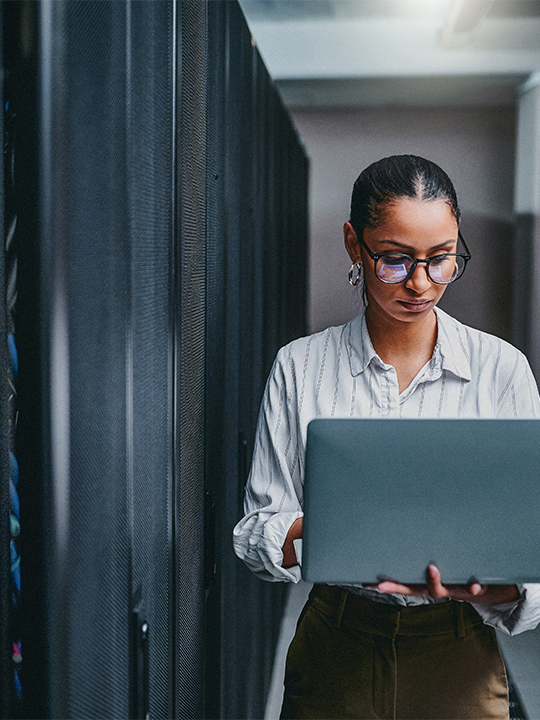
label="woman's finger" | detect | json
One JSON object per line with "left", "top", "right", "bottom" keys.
{"left": 425, "top": 564, "right": 449, "bottom": 599}
{"left": 466, "top": 577, "right": 484, "bottom": 596}
{"left": 377, "top": 567, "right": 477, "bottom": 600}
{"left": 376, "top": 581, "right": 429, "bottom": 595}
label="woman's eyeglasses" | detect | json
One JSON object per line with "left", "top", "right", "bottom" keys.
{"left": 359, "top": 231, "right": 471, "bottom": 285}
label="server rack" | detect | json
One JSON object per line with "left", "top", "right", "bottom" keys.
{"left": 205, "top": 3, "right": 308, "bottom": 717}
{"left": 0, "top": 1, "right": 308, "bottom": 718}
{"left": 0, "top": 4, "right": 10, "bottom": 712}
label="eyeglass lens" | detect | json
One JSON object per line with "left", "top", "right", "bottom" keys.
{"left": 376, "top": 254, "right": 466, "bottom": 284}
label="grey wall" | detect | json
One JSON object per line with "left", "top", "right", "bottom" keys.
{"left": 514, "top": 82, "right": 540, "bottom": 379}
{"left": 291, "top": 106, "right": 517, "bottom": 340}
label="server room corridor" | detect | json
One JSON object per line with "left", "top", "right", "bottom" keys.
{"left": 239, "top": 1, "right": 540, "bottom": 716}
{"left": 3, "top": 1, "right": 540, "bottom": 719}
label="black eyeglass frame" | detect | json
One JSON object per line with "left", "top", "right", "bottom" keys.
{"left": 358, "top": 230, "right": 472, "bottom": 285}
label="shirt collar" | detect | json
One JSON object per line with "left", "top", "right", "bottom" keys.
{"left": 346, "top": 306, "right": 471, "bottom": 382}
{"left": 346, "top": 308, "right": 381, "bottom": 377}
{"left": 433, "top": 307, "right": 472, "bottom": 382}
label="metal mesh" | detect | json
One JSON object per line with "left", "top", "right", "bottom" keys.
{"left": 204, "top": 2, "right": 308, "bottom": 718}
{"left": 175, "top": 0, "right": 207, "bottom": 717}
{"left": 37, "top": 2, "right": 175, "bottom": 717}
{"left": 127, "top": 3, "right": 175, "bottom": 718}
{"left": 0, "top": 11, "right": 13, "bottom": 713}
{"left": 4, "top": 2, "right": 308, "bottom": 719}
{"left": 60, "top": 3, "right": 131, "bottom": 717}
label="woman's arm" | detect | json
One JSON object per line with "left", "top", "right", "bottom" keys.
{"left": 281, "top": 517, "right": 303, "bottom": 568}
{"left": 233, "top": 346, "right": 305, "bottom": 582}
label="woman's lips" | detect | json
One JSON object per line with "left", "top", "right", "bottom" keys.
{"left": 398, "top": 299, "right": 432, "bottom": 312}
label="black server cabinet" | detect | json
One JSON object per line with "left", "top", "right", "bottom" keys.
{"left": 175, "top": 0, "right": 207, "bottom": 717}
{"left": 205, "top": 2, "right": 309, "bottom": 719}
{"left": 0, "top": 1, "right": 308, "bottom": 718}
{"left": 0, "top": 2, "right": 9, "bottom": 712}
{"left": 2, "top": 2, "right": 178, "bottom": 717}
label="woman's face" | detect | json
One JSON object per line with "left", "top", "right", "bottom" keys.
{"left": 344, "top": 196, "right": 459, "bottom": 326}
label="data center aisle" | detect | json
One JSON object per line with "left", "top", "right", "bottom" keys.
{"left": 265, "top": 582, "right": 540, "bottom": 720}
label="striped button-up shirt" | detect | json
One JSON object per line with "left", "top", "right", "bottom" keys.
{"left": 233, "top": 307, "right": 540, "bottom": 634}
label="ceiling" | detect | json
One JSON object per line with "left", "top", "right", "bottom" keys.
{"left": 237, "top": 0, "right": 540, "bottom": 106}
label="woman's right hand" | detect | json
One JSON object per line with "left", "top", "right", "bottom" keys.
{"left": 281, "top": 517, "right": 303, "bottom": 568}
{"left": 377, "top": 564, "right": 520, "bottom": 604}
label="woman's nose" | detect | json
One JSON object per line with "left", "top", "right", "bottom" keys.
{"left": 404, "top": 262, "right": 432, "bottom": 292}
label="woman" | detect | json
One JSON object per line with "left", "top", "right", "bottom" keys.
{"left": 233, "top": 155, "right": 540, "bottom": 719}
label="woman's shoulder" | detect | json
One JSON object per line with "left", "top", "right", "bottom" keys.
{"left": 435, "top": 308, "right": 527, "bottom": 370}
{"left": 276, "top": 321, "right": 352, "bottom": 364}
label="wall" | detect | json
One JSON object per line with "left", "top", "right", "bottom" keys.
{"left": 291, "top": 106, "right": 517, "bottom": 341}
{"left": 514, "top": 81, "right": 540, "bottom": 378}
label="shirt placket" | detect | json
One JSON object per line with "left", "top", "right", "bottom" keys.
{"left": 377, "top": 362, "right": 400, "bottom": 417}
{"left": 399, "top": 358, "right": 442, "bottom": 416}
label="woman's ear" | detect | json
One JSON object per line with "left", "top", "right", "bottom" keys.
{"left": 344, "top": 222, "right": 362, "bottom": 264}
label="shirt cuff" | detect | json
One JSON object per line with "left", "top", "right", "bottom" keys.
{"left": 258, "top": 511, "right": 303, "bottom": 582}
{"left": 471, "top": 584, "right": 540, "bottom": 635}
{"left": 233, "top": 510, "right": 304, "bottom": 583}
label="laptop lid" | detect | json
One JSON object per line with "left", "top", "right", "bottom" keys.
{"left": 302, "top": 418, "right": 540, "bottom": 585}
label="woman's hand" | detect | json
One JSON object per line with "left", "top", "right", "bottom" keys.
{"left": 281, "top": 517, "right": 303, "bottom": 568}
{"left": 376, "top": 565, "right": 520, "bottom": 604}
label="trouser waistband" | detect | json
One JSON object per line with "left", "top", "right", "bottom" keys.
{"left": 309, "top": 584, "right": 484, "bottom": 639}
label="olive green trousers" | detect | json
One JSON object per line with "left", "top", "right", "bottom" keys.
{"left": 280, "top": 585, "right": 509, "bottom": 720}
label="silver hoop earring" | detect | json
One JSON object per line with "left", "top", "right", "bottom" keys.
{"left": 348, "top": 263, "right": 362, "bottom": 287}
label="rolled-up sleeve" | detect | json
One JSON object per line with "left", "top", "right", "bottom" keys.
{"left": 473, "top": 584, "right": 540, "bottom": 635}
{"left": 233, "top": 346, "right": 305, "bottom": 582}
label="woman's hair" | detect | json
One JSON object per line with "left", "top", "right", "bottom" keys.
{"left": 349, "top": 155, "right": 460, "bottom": 236}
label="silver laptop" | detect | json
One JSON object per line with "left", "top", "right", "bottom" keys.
{"left": 302, "top": 418, "right": 540, "bottom": 585}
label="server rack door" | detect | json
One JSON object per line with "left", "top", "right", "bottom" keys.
{"left": 2, "top": 1, "right": 308, "bottom": 718}
{"left": 205, "top": 2, "right": 308, "bottom": 718}
{"left": 204, "top": 3, "right": 228, "bottom": 718}
{"left": 126, "top": 3, "right": 176, "bottom": 719}
{"left": 6, "top": 2, "right": 178, "bottom": 718}
{"left": 0, "top": 7, "right": 12, "bottom": 714}
{"left": 175, "top": 0, "right": 208, "bottom": 718}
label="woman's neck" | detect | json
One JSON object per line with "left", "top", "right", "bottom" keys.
{"left": 365, "top": 305, "right": 438, "bottom": 392}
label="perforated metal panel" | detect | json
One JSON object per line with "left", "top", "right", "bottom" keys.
{"left": 4, "top": 2, "right": 308, "bottom": 719}
{"left": 58, "top": 7, "right": 131, "bottom": 716}
{"left": 204, "top": 2, "right": 308, "bottom": 718}
{"left": 127, "top": 3, "right": 175, "bottom": 718}
{"left": 0, "top": 6, "right": 11, "bottom": 713}
{"left": 23, "top": 1, "right": 176, "bottom": 718}
{"left": 175, "top": 0, "right": 207, "bottom": 717}
{"left": 204, "top": 5, "right": 227, "bottom": 718}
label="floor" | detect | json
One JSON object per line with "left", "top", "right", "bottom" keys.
{"left": 265, "top": 582, "right": 540, "bottom": 720}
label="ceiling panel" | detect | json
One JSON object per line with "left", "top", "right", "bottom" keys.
{"left": 276, "top": 74, "right": 528, "bottom": 107}
{"left": 239, "top": 0, "right": 445, "bottom": 21}
{"left": 238, "top": 0, "right": 540, "bottom": 106}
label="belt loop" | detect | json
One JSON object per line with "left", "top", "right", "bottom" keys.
{"left": 334, "top": 589, "right": 349, "bottom": 629}
{"left": 453, "top": 601, "right": 465, "bottom": 638}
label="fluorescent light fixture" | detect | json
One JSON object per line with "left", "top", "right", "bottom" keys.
{"left": 440, "top": 0, "right": 494, "bottom": 47}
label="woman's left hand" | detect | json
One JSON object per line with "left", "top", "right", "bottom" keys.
{"left": 376, "top": 565, "right": 520, "bottom": 604}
